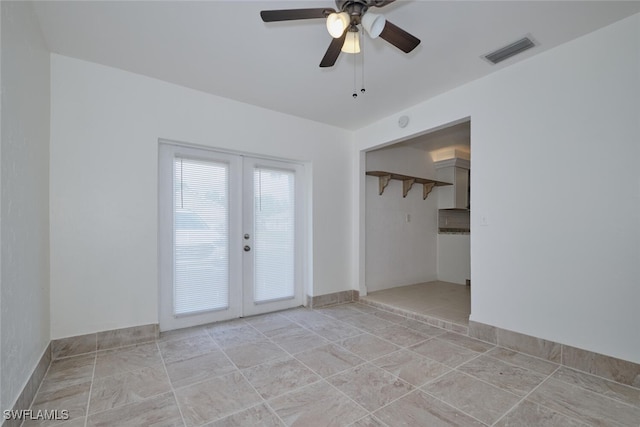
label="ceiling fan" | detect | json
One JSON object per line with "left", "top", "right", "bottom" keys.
{"left": 260, "top": 0, "right": 421, "bottom": 68}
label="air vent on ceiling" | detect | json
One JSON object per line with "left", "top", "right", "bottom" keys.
{"left": 484, "top": 37, "right": 535, "bottom": 64}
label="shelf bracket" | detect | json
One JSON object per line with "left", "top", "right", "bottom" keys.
{"left": 402, "top": 179, "right": 415, "bottom": 198}
{"left": 366, "top": 170, "right": 451, "bottom": 200}
{"left": 377, "top": 174, "right": 391, "bottom": 195}
{"left": 423, "top": 182, "right": 435, "bottom": 200}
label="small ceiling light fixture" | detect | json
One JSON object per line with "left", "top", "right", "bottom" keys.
{"left": 341, "top": 29, "right": 361, "bottom": 54}
{"left": 326, "top": 12, "right": 350, "bottom": 38}
{"left": 361, "top": 12, "right": 385, "bottom": 38}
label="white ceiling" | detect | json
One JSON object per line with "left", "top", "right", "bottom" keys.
{"left": 33, "top": 1, "right": 640, "bottom": 131}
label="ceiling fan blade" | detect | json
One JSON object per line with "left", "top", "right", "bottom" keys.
{"left": 371, "top": 0, "right": 397, "bottom": 8}
{"left": 260, "top": 8, "right": 334, "bottom": 22}
{"left": 379, "top": 20, "right": 420, "bottom": 53}
{"left": 319, "top": 29, "right": 348, "bottom": 68}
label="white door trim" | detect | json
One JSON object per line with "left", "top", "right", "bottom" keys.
{"left": 159, "top": 142, "right": 307, "bottom": 331}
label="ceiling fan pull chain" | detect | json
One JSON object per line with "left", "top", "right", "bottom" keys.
{"left": 361, "top": 27, "right": 366, "bottom": 94}
{"left": 353, "top": 37, "right": 358, "bottom": 99}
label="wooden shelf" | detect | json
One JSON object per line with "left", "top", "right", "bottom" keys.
{"left": 366, "top": 171, "right": 452, "bottom": 199}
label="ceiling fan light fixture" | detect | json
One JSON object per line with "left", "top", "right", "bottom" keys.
{"left": 260, "top": 2, "right": 421, "bottom": 67}
{"left": 362, "top": 12, "right": 386, "bottom": 38}
{"left": 341, "top": 30, "right": 360, "bottom": 54}
{"left": 326, "top": 12, "right": 350, "bottom": 38}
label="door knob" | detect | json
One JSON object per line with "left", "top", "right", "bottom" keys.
{"left": 244, "top": 245, "right": 251, "bottom": 252}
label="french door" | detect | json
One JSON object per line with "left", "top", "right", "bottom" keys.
{"left": 159, "top": 143, "right": 304, "bottom": 331}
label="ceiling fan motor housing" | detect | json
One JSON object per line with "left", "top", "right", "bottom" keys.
{"left": 335, "top": 1, "right": 369, "bottom": 21}
{"left": 335, "top": 0, "right": 389, "bottom": 10}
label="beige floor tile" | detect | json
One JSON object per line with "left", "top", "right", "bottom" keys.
{"left": 306, "top": 320, "right": 363, "bottom": 342}
{"left": 529, "top": 377, "right": 640, "bottom": 426}
{"left": 244, "top": 314, "right": 298, "bottom": 337}
{"left": 374, "top": 324, "right": 429, "bottom": 347}
{"left": 268, "top": 381, "right": 368, "bottom": 427}
{"left": 268, "top": 326, "right": 329, "bottom": 354}
{"left": 94, "top": 343, "right": 162, "bottom": 378}
{"left": 485, "top": 347, "right": 558, "bottom": 375}
{"left": 371, "top": 310, "right": 407, "bottom": 324}
{"left": 204, "top": 403, "right": 284, "bottom": 427}
{"left": 338, "top": 314, "right": 394, "bottom": 333}
{"left": 49, "top": 417, "right": 86, "bottom": 427}
{"left": 337, "top": 334, "right": 399, "bottom": 361}
{"left": 372, "top": 349, "right": 451, "bottom": 387}
{"left": 38, "top": 354, "right": 95, "bottom": 394}
{"left": 494, "top": 400, "right": 585, "bottom": 427}
{"left": 422, "top": 371, "right": 521, "bottom": 425}
{"left": 378, "top": 295, "right": 421, "bottom": 305}
{"left": 399, "top": 319, "right": 446, "bottom": 337}
{"left": 280, "top": 309, "right": 332, "bottom": 328}
{"left": 362, "top": 281, "right": 472, "bottom": 327}
{"left": 294, "top": 344, "right": 364, "bottom": 378}
{"left": 242, "top": 357, "right": 321, "bottom": 399}
{"left": 158, "top": 334, "right": 219, "bottom": 363}
{"left": 409, "top": 338, "right": 479, "bottom": 368}
{"left": 458, "top": 355, "right": 547, "bottom": 396}
{"left": 351, "top": 304, "right": 379, "bottom": 314}
{"left": 316, "top": 304, "right": 367, "bottom": 320}
{"left": 86, "top": 392, "right": 182, "bottom": 427}
{"left": 373, "top": 389, "right": 484, "bottom": 426}
{"left": 31, "top": 304, "right": 640, "bottom": 427}
{"left": 207, "top": 323, "right": 265, "bottom": 348}
{"left": 165, "top": 349, "right": 237, "bottom": 389}
{"left": 328, "top": 364, "right": 413, "bottom": 411}
{"left": 24, "top": 382, "right": 91, "bottom": 426}
{"left": 436, "top": 332, "right": 494, "bottom": 353}
{"left": 552, "top": 366, "right": 640, "bottom": 408}
{"left": 350, "top": 415, "right": 387, "bottom": 427}
{"left": 88, "top": 365, "right": 171, "bottom": 414}
{"left": 244, "top": 312, "right": 286, "bottom": 324}
{"left": 175, "top": 371, "right": 262, "bottom": 426}
{"left": 420, "top": 307, "right": 470, "bottom": 325}
{"left": 223, "top": 340, "right": 289, "bottom": 369}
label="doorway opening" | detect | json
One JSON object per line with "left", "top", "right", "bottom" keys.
{"left": 360, "top": 120, "right": 471, "bottom": 330}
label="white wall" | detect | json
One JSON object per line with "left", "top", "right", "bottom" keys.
{"left": 437, "top": 234, "right": 470, "bottom": 285}
{"left": 365, "top": 145, "right": 439, "bottom": 291}
{"left": 0, "top": 1, "right": 51, "bottom": 412}
{"left": 355, "top": 14, "right": 640, "bottom": 363}
{"left": 50, "top": 55, "right": 352, "bottom": 339}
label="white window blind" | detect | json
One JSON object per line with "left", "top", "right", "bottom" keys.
{"left": 253, "top": 167, "right": 295, "bottom": 303}
{"left": 174, "top": 157, "right": 229, "bottom": 316}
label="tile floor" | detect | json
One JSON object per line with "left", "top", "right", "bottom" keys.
{"left": 360, "top": 281, "right": 471, "bottom": 328}
{"left": 26, "top": 303, "right": 640, "bottom": 427}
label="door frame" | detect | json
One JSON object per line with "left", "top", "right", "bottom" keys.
{"left": 158, "top": 140, "right": 309, "bottom": 331}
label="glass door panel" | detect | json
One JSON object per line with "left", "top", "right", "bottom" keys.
{"left": 243, "top": 157, "right": 303, "bottom": 316}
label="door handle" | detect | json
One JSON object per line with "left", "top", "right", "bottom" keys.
{"left": 244, "top": 245, "right": 251, "bottom": 252}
